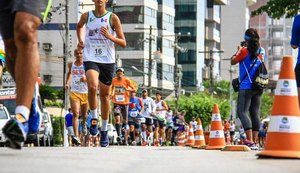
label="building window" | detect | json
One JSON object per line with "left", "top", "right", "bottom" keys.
{"left": 114, "top": 6, "right": 144, "bottom": 24}
{"left": 163, "top": 13, "right": 174, "bottom": 24}
{"left": 145, "top": 7, "right": 156, "bottom": 18}
{"left": 116, "top": 33, "right": 144, "bottom": 51}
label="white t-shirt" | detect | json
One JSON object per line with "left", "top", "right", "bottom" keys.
{"left": 190, "top": 121, "right": 197, "bottom": 132}
{"left": 141, "top": 97, "right": 156, "bottom": 118}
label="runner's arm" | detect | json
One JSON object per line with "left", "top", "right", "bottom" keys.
{"left": 64, "top": 62, "right": 73, "bottom": 90}
{"left": 101, "top": 13, "right": 126, "bottom": 48}
{"left": 138, "top": 98, "right": 144, "bottom": 115}
{"left": 76, "top": 12, "right": 88, "bottom": 50}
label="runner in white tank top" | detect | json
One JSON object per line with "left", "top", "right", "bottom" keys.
{"left": 77, "top": 0, "right": 126, "bottom": 147}
{"left": 83, "top": 11, "right": 115, "bottom": 63}
{"left": 154, "top": 92, "right": 168, "bottom": 146}
{"left": 65, "top": 49, "right": 89, "bottom": 146}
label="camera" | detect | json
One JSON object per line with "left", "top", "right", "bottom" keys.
{"left": 240, "top": 41, "right": 246, "bottom": 47}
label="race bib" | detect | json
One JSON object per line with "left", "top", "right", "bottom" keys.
{"left": 130, "top": 111, "right": 138, "bottom": 117}
{"left": 115, "top": 95, "right": 125, "bottom": 102}
{"left": 72, "top": 78, "right": 81, "bottom": 86}
{"left": 90, "top": 43, "right": 107, "bottom": 57}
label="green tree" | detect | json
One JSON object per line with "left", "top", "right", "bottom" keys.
{"left": 167, "top": 80, "right": 273, "bottom": 129}
{"left": 167, "top": 92, "right": 231, "bottom": 129}
{"left": 39, "top": 84, "right": 57, "bottom": 104}
{"left": 251, "top": 0, "right": 300, "bottom": 19}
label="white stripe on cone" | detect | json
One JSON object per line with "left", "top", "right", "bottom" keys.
{"left": 275, "top": 80, "right": 298, "bottom": 96}
{"left": 188, "top": 136, "right": 195, "bottom": 140}
{"left": 195, "top": 135, "right": 205, "bottom": 140}
{"left": 268, "top": 116, "right": 300, "bottom": 133}
{"left": 197, "top": 125, "right": 203, "bottom": 130}
{"left": 209, "top": 130, "right": 225, "bottom": 138}
{"left": 211, "top": 113, "right": 221, "bottom": 121}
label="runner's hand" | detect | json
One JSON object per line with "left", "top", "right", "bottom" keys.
{"left": 77, "top": 41, "right": 84, "bottom": 50}
{"left": 101, "top": 26, "right": 111, "bottom": 39}
{"left": 64, "top": 83, "right": 69, "bottom": 90}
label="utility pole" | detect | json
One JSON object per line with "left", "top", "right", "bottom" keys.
{"left": 173, "top": 33, "right": 188, "bottom": 112}
{"left": 135, "top": 25, "right": 156, "bottom": 97}
{"left": 199, "top": 50, "right": 224, "bottom": 96}
{"left": 148, "top": 25, "right": 153, "bottom": 97}
{"left": 63, "top": 0, "right": 70, "bottom": 147}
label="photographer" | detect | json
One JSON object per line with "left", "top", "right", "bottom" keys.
{"left": 231, "top": 28, "right": 266, "bottom": 150}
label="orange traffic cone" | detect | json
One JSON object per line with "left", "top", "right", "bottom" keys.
{"left": 94, "top": 136, "right": 100, "bottom": 147}
{"left": 184, "top": 125, "right": 189, "bottom": 145}
{"left": 192, "top": 118, "right": 206, "bottom": 148}
{"left": 177, "top": 132, "right": 186, "bottom": 146}
{"left": 206, "top": 104, "right": 226, "bottom": 150}
{"left": 186, "top": 124, "right": 195, "bottom": 146}
{"left": 88, "top": 135, "right": 93, "bottom": 147}
{"left": 257, "top": 55, "right": 300, "bottom": 158}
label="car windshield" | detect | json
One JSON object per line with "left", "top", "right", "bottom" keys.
{"left": 0, "top": 109, "right": 9, "bottom": 119}
{"left": 107, "top": 125, "right": 112, "bottom": 131}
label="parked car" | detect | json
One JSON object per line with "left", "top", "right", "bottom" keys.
{"left": 39, "top": 108, "right": 53, "bottom": 146}
{"left": 107, "top": 123, "right": 118, "bottom": 145}
{"left": 0, "top": 104, "right": 11, "bottom": 146}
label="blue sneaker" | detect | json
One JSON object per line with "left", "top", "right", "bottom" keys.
{"left": 28, "top": 83, "right": 42, "bottom": 134}
{"left": 100, "top": 130, "right": 109, "bottom": 147}
{"left": 2, "top": 117, "right": 28, "bottom": 149}
{"left": 90, "top": 118, "right": 99, "bottom": 136}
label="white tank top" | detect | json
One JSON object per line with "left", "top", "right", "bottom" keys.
{"left": 155, "top": 100, "right": 166, "bottom": 119}
{"left": 83, "top": 11, "right": 116, "bottom": 63}
{"left": 70, "top": 62, "right": 88, "bottom": 93}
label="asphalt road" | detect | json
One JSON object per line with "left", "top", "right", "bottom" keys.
{"left": 0, "top": 146, "right": 299, "bottom": 173}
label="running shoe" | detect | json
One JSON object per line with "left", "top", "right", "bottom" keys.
{"left": 100, "top": 130, "right": 109, "bottom": 147}
{"left": 2, "top": 117, "right": 28, "bottom": 149}
{"left": 72, "top": 136, "right": 81, "bottom": 146}
{"left": 89, "top": 118, "right": 99, "bottom": 136}
{"left": 131, "top": 141, "right": 136, "bottom": 146}
{"left": 28, "top": 83, "right": 43, "bottom": 134}
{"left": 141, "top": 141, "right": 148, "bottom": 146}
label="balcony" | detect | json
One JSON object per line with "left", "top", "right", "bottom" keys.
{"left": 215, "top": 0, "right": 228, "bottom": 5}
{"left": 246, "top": 0, "right": 256, "bottom": 6}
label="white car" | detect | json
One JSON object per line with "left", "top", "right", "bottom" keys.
{"left": 39, "top": 108, "right": 53, "bottom": 146}
{"left": 107, "top": 123, "right": 118, "bottom": 145}
{"left": 0, "top": 104, "right": 11, "bottom": 146}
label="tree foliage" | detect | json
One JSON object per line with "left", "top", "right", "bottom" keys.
{"left": 39, "top": 84, "right": 58, "bottom": 103}
{"left": 167, "top": 80, "right": 274, "bottom": 129}
{"left": 251, "top": 0, "right": 300, "bottom": 19}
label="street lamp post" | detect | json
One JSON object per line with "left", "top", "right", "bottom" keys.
{"left": 199, "top": 50, "right": 224, "bottom": 96}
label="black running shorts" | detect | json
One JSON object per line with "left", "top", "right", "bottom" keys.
{"left": 84, "top": 61, "right": 115, "bottom": 86}
{"left": 0, "top": 0, "right": 52, "bottom": 39}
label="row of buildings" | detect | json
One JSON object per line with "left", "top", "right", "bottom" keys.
{"left": 36, "top": 0, "right": 296, "bottom": 96}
